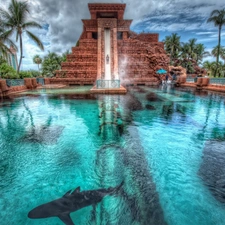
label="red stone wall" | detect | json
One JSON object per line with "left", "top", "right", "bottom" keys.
{"left": 55, "top": 39, "right": 97, "bottom": 84}
{"left": 118, "top": 36, "right": 169, "bottom": 85}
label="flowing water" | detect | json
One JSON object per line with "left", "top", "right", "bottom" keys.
{"left": 0, "top": 85, "right": 225, "bottom": 225}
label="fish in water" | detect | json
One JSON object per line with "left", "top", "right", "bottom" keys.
{"left": 28, "top": 182, "right": 124, "bottom": 225}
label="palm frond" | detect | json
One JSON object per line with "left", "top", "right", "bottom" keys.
{"left": 22, "top": 21, "right": 42, "bottom": 29}
{"left": 0, "top": 41, "right": 11, "bottom": 55}
{"left": 210, "top": 9, "right": 220, "bottom": 17}
{"left": 0, "top": 9, "right": 12, "bottom": 22}
{"left": 0, "top": 29, "right": 14, "bottom": 39}
{"left": 26, "top": 30, "right": 44, "bottom": 50}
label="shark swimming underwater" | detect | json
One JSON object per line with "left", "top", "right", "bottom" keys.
{"left": 28, "top": 182, "right": 123, "bottom": 225}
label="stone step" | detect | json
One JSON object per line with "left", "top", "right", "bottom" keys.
{"left": 118, "top": 49, "right": 149, "bottom": 54}
{"left": 56, "top": 70, "right": 97, "bottom": 79}
{"left": 61, "top": 65, "right": 97, "bottom": 70}
{"left": 79, "top": 41, "right": 97, "bottom": 48}
{"left": 62, "top": 62, "right": 97, "bottom": 68}
{"left": 72, "top": 47, "right": 97, "bottom": 54}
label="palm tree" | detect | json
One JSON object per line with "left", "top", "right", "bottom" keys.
{"left": 180, "top": 39, "right": 198, "bottom": 62}
{"left": 220, "top": 47, "right": 225, "bottom": 64}
{"left": 163, "top": 33, "right": 181, "bottom": 64}
{"left": 203, "top": 61, "right": 213, "bottom": 76}
{"left": 210, "top": 61, "right": 224, "bottom": 77}
{"left": 180, "top": 43, "right": 189, "bottom": 61}
{"left": 0, "top": 21, "right": 17, "bottom": 58}
{"left": 61, "top": 50, "right": 70, "bottom": 62}
{"left": 187, "top": 38, "right": 198, "bottom": 61}
{"left": 207, "top": 9, "right": 225, "bottom": 75}
{"left": 33, "top": 54, "right": 42, "bottom": 72}
{"left": 212, "top": 46, "right": 225, "bottom": 64}
{"left": 42, "top": 52, "right": 63, "bottom": 77}
{"left": 0, "top": 0, "right": 44, "bottom": 73}
{"left": 195, "top": 44, "right": 210, "bottom": 64}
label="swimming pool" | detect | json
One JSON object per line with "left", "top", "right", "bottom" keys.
{"left": 0, "top": 85, "right": 225, "bottom": 225}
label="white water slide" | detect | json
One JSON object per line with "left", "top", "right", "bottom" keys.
{"left": 104, "top": 29, "right": 111, "bottom": 80}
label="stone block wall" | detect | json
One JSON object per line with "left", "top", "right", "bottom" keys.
{"left": 55, "top": 39, "right": 97, "bottom": 84}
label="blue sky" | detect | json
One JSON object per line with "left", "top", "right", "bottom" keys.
{"left": 1, "top": 0, "right": 225, "bottom": 70}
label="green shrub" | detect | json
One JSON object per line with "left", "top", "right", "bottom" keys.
{"left": 30, "top": 70, "right": 40, "bottom": 77}
{"left": 19, "top": 71, "right": 32, "bottom": 78}
{"left": 0, "top": 63, "right": 18, "bottom": 79}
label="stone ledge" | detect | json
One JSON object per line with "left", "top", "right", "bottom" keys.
{"left": 90, "top": 85, "right": 127, "bottom": 94}
{"left": 180, "top": 83, "right": 225, "bottom": 93}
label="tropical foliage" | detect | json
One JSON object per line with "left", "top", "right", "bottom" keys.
{"left": 0, "top": 21, "right": 16, "bottom": 59}
{"left": 207, "top": 9, "right": 225, "bottom": 75}
{"left": 29, "top": 70, "right": 40, "bottom": 77}
{"left": 203, "top": 61, "right": 225, "bottom": 77}
{"left": 0, "top": 0, "right": 44, "bottom": 73}
{"left": 164, "top": 33, "right": 181, "bottom": 64}
{"left": 164, "top": 35, "right": 210, "bottom": 74}
{"left": 41, "top": 52, "right": 66, "bottom": 77}
{"left": 0, "top": 63, "right": 18, "bottom": 79}
{"left": 19, "top": 70, "right": 32, "bottom": 78}
{"left": 211, "top": 46, "right": 225, "bottom": 64}
{"left": 33, "top": 54, "right": 42, "bottom": 72}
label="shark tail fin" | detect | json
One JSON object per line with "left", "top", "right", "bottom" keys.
{"left": 59, "top": 213, "right": 75, "bottom": 225}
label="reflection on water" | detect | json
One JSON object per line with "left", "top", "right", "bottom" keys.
{"left": 0, "top": 86, "right": 225, "bottom": 225}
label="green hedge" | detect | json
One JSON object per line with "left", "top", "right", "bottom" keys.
{"left": 19, "top": 71, "right": 32, "bottom": 78}
{"left": 0, "top": 63, "right": 18, "bottom": 79}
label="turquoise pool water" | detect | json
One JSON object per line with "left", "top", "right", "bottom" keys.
{"left": 0, "top": 85, "right": 225, "bottom": 225}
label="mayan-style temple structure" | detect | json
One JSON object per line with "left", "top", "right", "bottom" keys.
{"left": 55, "top": 3, "right": 169, "bottom": 92}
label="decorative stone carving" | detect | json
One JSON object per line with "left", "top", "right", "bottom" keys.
{"left": 98, "top": 18, "right": 117, "bottom": 28}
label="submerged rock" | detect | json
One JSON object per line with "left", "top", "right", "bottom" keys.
{"left": 145, "top": 104, "right": 156, "bottom": 110}
{"left": 146, "top": 93, "right": 162, "bottom": 102}
{"left": 22, "top": 125, "right": 64, "bottom": 145}
{"left": 126, "top": 95, "right": 143, "bottom": 111}
{"left": 199, "top": 140, "right": 225, "bottom": 203}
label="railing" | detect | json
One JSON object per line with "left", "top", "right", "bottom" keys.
{"left": 96, "top": 80, "right": 120, "bottom": 89}
{"left": 36, "top": 78, "right": 45, "bottom": 85}
{"left": 209, "top": 78, "right": 225, "bottom": 85}
{"left": 6, "top": 79, "right": 24, "bottom": 87}
{"left": 186, "top": 78, "right": 195, "bottom": 83}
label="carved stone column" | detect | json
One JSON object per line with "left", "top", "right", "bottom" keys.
{"left": 113, "top": 27, "right": 118, "bottom": 79}
{"left": 97, "top": 27, "right": 102, "bottom": 79}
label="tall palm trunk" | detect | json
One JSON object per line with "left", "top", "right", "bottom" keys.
{"left": 17, "top": 32, "right": 23, "bottom": 73}
{"left": 215, "top": 26, "right": 222, "bottom": 76}
{"left": 217, "top": 26, "right": 221, "bottom": 64}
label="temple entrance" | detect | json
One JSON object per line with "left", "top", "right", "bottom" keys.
{"left": 104, "top": 29, "right": 111, "bottom": 80}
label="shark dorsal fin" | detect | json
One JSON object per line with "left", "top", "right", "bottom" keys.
{"left": 63, "top": 190, "right": 72, "bottom": 197}
{"left": 59, "top": 213, "right": 74, "bottom": 225}
{"left": 72, "top": 186, "right": 80, "bottom": 194}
